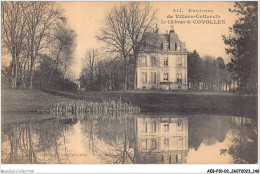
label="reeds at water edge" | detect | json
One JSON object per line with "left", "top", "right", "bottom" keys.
{"left": 50, "top": 98, "right": 140, "bottom": 119}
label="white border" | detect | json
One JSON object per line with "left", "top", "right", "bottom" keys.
{"left": 0, "top": 0, "right": 259, "bottom": 173}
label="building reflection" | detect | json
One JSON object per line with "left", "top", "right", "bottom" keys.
{"left": 133, "top": 116, "right": 188, "bottom": 164}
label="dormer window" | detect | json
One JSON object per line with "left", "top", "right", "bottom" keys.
{"left": 177, "top": 45, "right": 181, "bottom": 51}
{"left": 163, "top": 44, "right": 168, "bottom": 51}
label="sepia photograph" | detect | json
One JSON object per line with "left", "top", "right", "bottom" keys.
{"left": 0, "top": 0, "right": 259, "bottom": 173}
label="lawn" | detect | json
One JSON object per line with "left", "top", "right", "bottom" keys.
{"left": 1, "top": 89, "right": 257, "bottom": 124}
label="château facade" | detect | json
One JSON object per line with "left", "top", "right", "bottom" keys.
{"left": 136, "top": 28, "right": 188, "bottom": 90}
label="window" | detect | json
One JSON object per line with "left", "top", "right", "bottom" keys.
{"left": 177, "top": 57, "right": 182, "bottom": 67}
{"left": 177, "top": 139, "right": 183, "bottom": 148}
{"left": 151, "top": 139, "right": 157, "bottom": 150}
{"left": 164, "top": 57, "right": 168, "bottom": 67}
{"left": 141, "top": 139, "right": 147, "bottom": 150}
{"left": 177, "top": 45, "right": 181, "bottom": 51}
{"left": 163, "top": 73, "right": 169, "bottom": 81}
{"left": 177, "top": 73, "right": 182, "bottom": 84}
{"left": 164, "top": 138, "right": 169, "bottom": 147}
{"left": 151, "top": 72, "right": 156, "bottom": 84}
{"left": 142, "top": 72, "right": 147, "bottom": 84}
{"left": 163, "top": 44, "right": 168, "bottom": 51}
{"left": 150, "top": 56, "right": 156, "bottom": 67}
{"left": 141, "top": 56, "right": 147, "bottom": 67}
{"left": 142, "top": 121, "right": 147, "bottom": 133}
{"left": 164, "top": 123, "right": 169, "bottom": 132}
{"left": 151, "top": 120, "right": 156, "bottom": 133}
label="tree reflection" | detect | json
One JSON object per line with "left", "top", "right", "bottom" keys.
{"left": 80, "top": 114, "right": 135, "bottom": 164}
{"left": 188, "top": 116, "right": 232, "bottom": 150}
{"left": 220, "top": 117, "right": 257, "bottom": 164}
{"left": 2, "top": 114, "right": 257, "bottom": 164}
{"left": 1, "top": 118, "right": 75, "bottom": 164}
{"left": 101, "top": 116, "right": 134, "bottom": 164}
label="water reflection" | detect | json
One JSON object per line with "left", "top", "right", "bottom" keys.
{"left": 134, "top": 117, "right": 188, "bottom": 164}
{"left": 1, "top": 114, "right": 257, "bottom": 164}
{"left": 1, "top": 119, "right": 73, "bottom": 164}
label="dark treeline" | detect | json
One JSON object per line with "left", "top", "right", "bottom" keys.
{"left": 188, "top": 50, "right": 232, "bottom": 91}
{"left": 1, "top": 2, "right": 77, "bottom": 91}
{"left": 79, "top": 50, "right": 126, "bottom": 91}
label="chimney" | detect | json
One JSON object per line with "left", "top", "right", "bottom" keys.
{"left": 182, "top": 42, "right": 186, "bottom": 51}
{"left": 154, "top": 24, "right": 159, "bottom": 33}
{"left": 169, "top": 25, "right": 175, "bottom": 33}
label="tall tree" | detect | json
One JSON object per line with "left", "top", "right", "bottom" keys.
{"left": 223, "top": 2, "right": 258, "bottom": 93}
{"left": 126, "top": 2, "right": 157, "bottom": 89}
{"left": 49, "top": 25, "right": 76, "bottom": 83}
{"left": 83, "top": 49, "right": 99, "bottom": 90}
{"left": 97, "top": 5, "right": 131, "bottom": 91}
{"left": 1, "top": 2, "right": 28, "bottom": 88}
{"left": 25, "top": 2, "right": 65, "bottom": 89}
{"left": 187, "top": 50, "right": 203, "bottom": 89}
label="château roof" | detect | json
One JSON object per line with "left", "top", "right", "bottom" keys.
{"left": 141, "top": 29, "right": 187, "bottom": 53}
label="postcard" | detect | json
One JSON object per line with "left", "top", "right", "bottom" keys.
{"left": 1, "top": 1, "right": 258, "bottom": 173}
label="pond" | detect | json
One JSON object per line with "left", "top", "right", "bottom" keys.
{"left": 1, "top": 114, "right": 257, "bottom": 164}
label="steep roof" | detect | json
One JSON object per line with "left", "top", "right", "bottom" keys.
{"left": 141, "top": 29, "right": 185, "bottom": 53}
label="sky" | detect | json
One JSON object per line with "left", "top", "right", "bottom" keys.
{"left": 1, "top": 2, "right": 238, "bottom": 78}
{"left": 59, "top": 1, "right": 237, "bottom": 78}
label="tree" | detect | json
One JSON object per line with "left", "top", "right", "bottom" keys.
{"left": 2, "top": 2, "right": 68, "bottom": 90}
{"left": 187, "top": 50, "right": 203, "bottom": 89}
{"left": 188, "top": 51, "right": 232, "bottom": 91}
{"left": 220, "top": 117, "right": 257, "bottom": 163}
{"left": 97, "top": 5, "right": 131, "bottom": 91}
{"left": 126, "top": 2, "right": 157, "bottom": 89}
{"left": 97, "top": 2, "right": 158, "bottom": 90}
{"left": 202, "top": 56, "right": 217, "bottom": 90}
{"left": 215, "top": 57, "right": 232, "bottom": 91}
{"left": 25, "top": 2, "right": 65, "bottom": 89}
{"left": 79, "top": 55, "right": 125, "bottom": 91}
{"left": 223, "top": 2, "right": 258, "bottom": 93}
{"left": 48, "top": 25, "right": 76, "bottom": 88}
{"left": 82, "top": 49, "right": 99, "bottom": 90}
{"left": 1, "top": 2, "right": 28, "bottom": 88}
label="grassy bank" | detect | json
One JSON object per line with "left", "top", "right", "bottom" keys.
{"left": 1, "top": 90, "right": 75, "bottom": 124}
{"left": 48, "top": 90, "right": 257, "bottom": 117}
{"left": 1, "top": 89, "right": 258, "bottom": 124}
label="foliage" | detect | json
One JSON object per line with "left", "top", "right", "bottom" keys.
{"left": 1, "top": 2, "right": 76, "bottom": 91}
{"left": 33, "top": 55, "right": 78, "bottom": 91}
{"left": 97, "top": 2, "right": 157, "bottom": 90}
{"left": 220, "top": 118, "right": 257, "bottom": 164}
{"left": 188, "top": 50, "right": 231, "bottom": 90}
{"left": 223, "top": 2, "right": 258, "bottom": 94}
{"left": 188, "top": 116, "right": 231, "bottom": 150}
{"left": 79, "top": 55, "right": 125, "bottom": 91}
